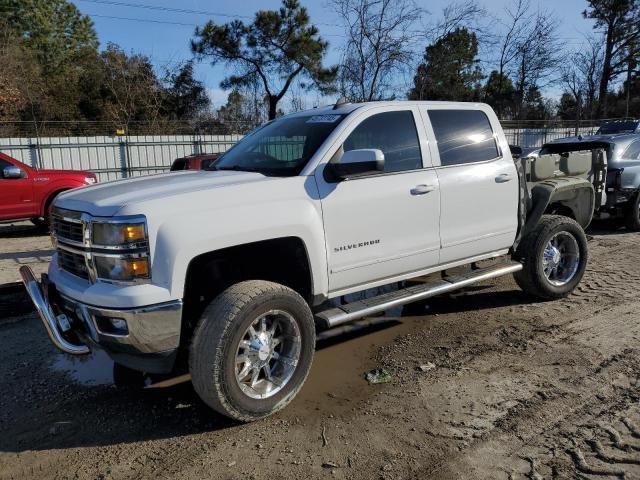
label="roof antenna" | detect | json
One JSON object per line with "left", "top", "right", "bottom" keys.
{"left": 333, "top": 97, "right": 349, "bottom": 110}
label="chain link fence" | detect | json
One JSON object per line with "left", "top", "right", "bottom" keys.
{"left": 0, "top": 118, "right": 613, "bottom": 181}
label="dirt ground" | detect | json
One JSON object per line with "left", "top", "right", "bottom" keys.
{"left": 1, "top": 224, "right": 639, "bottom": 479}
{"left": 0, "top": 222, "right": 52, "bottom": 285}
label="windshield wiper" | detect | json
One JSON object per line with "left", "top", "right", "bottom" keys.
{"left": 215, "top": 165, "right": 264, "bottom": 173}
{"left": 211, "top": 165, "right": 293, "bottom": 177}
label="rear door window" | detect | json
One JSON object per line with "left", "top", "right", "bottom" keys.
{"left": 428, "top": 110, "right": 499, "bottom": 166}
{"left": 343, "top": 110, "right": 422, "bottom": 173}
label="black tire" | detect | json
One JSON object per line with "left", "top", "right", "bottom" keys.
{"left": 514, "top": 215, "right": 588, "bottom": 299}
{"left": 625, "top": 193, "right": 640, "bottom": 232}
{"left": 30, "top": 216, "right": 49, "bottom": 232}
{"left": 189, "top": 280, "right": 315, "bottom": 422}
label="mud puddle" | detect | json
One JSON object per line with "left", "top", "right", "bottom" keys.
{"left": 50, "top": 348, "right": 114, "bottom": 386}
{"left": 290, "top": 305, "right": 426, "bottom": 415}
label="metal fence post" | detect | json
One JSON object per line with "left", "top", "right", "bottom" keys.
{"left": 32, "top": 118, "right": 43, "bottom": 168}
{"left": 118, "top": 137, "right": 129, "bottom": 178}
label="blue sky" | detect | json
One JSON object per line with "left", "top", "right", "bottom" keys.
{"left": 74, "top": 0, "right": 597, "bottom": 109}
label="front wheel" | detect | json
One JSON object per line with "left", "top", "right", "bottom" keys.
{"left": 30, "top": 216, "right": 49, "bottom": 232}
{"left": 514, "top": 215, "right": 588, "bottom": 299}
{"left": 189, "top": 280, "right": 315, "bottom": 422}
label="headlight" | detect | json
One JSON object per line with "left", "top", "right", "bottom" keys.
{"left": 85, "top": 176, "right": 97, "bottom": 184}
{"left": 91, "top": 217, "right": 150, "bottom": 283}
{"left": 93, "top": 222, "right": 146, "bottom": 246}
{"left": 94, "top": 256, "right": 150, "bottom": 282}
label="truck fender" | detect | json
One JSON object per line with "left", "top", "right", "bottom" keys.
{"left": 38, "top": 182, "right": 85, "bottom": 216}
{"left": 522, "top": 179, "right": 595, "bottom": 235}
{"left": 620, "top": 164, "right": 640, "bottom": 191}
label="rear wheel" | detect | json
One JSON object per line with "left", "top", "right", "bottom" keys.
{"left": 514, "top": 215, "right": 588, "bottom": 299}
{"left": 189, "top": 280, "right": 315, "bottom": 422}
{"left": 625, "top": 193, "right": 640, "bottom": 232}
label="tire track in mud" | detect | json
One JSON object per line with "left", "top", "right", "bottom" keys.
{"left": 381, "top": 233, "right": 640, "bottom": 479}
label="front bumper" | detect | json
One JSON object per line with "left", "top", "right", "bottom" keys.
{"left": 19, "top": 266, "right": 183, "bottom": 373}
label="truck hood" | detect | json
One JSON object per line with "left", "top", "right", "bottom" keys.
{"left": 55, "top": 170, "right": 269, "bottom": 216}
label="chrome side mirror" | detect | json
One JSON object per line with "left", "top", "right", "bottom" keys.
{"left": 2, "top": 166, "right": 25, "bottom": 179}
{"left": 328, "top": 149, "right": 385, "bottom": 180}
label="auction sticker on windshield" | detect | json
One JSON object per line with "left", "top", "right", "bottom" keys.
{"left": 306, "top": 115, "right": 341, "bottom": 123}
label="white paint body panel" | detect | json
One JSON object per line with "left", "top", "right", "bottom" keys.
{"left": 50, "top": 101, "right": 520, "bottom": 310}
{"left": 434, "top": 159, "right": 519, "bottom": 263}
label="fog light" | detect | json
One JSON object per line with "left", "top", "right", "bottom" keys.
{"left": 109, "top": 318, "right": 128, "bottom": 332}
{"left": 96, "top": 315, "right": 128, "bottom": 334}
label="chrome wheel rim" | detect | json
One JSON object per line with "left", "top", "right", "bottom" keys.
{"left": 234, "top": 310, "right": 301, "bottom": 399}
{"left": 542, "top": 231, "right": 580, "bottom": 286}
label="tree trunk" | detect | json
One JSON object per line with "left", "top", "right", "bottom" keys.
{"left": 597, "top": 29, "right": 614, "bottom": 118}
{"left": 268, "top": 96, "right": 278, "bottom": 120}
{"left": 625, "top": 57, "right": 632, "bottom": 118}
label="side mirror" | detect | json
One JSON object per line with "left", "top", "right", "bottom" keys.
{"left": 328, "top": 149, "right": 385, "bottom": 180}
{"left": 2, "top": 166, "right": 25, "bottom": 179}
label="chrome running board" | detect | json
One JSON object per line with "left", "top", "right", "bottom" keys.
{"left": 316, "top": 261, "right": 523, "bottom": 328}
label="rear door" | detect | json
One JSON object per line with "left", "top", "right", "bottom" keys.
{"left": 315, "top": 106, "right": 441, "bottom": 295}
{"left": 421, "top": 107, "right": 519, "bottom": 264}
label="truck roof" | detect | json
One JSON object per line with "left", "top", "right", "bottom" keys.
{"left": 284, "top": 100, "right": 492, "bottom": 118}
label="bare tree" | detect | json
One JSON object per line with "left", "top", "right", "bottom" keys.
{"left": 512, "top": 9, "right": 560, "bottom": 119}
{"left": 479, "top": 0, "right": 531, "bottom": 118}
{"left": 331, "top": 0, "right": 423, "bottom": 102}
{"left": 560, "top": 57, "right": 584, "bottom": 130}
{"left": 288, "top": 80, "right": 307, "bottom": 112}
{"left": 430, "top": 0, "right": 486, "bottom": 41}
{"left": 560, "top": 37, "right": 604, "bottom": 121}
{"left": 583, "top": 0, "right": 640, "bottom": 116}
{"left": 101, "top": 44, "right": 164, "bottom": 132}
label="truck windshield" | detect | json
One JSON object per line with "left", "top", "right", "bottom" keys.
{"left": 208, "top": 114, "right": 346, "bottom": 176}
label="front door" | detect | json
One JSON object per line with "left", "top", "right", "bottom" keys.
{"left": 315, "top": 108, "right": 441, "bottom": 295}
{"left": 0, "top": 158, "right": 34, "bottom": 220}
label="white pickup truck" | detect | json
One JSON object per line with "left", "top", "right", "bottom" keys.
{"left": 21, "top": 101, "right": 595, "bottom": 421}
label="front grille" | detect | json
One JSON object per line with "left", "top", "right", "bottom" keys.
{"left": 52, "top": 214, "right": 84, "bottom": 244}
{"left": 57, "top": 249, "right": 90, "bottom": 280}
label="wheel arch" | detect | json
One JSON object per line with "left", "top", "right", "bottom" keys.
{"left": 523, "top": 180, "right": 595, "bottom": 236}
{"left": 180, "top": 236, "right": 315, "bottom": 344}
{"left": 38, "top": 187, "right": 74, "bottom": 217}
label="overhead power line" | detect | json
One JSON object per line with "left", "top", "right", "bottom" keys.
{"left": 78, "top": 0, "right": 338, "bottom": 27}
{"left": 85, "top": 12, "right": 345, "bottom": 37}
{"left": 79, "top": 0, "right": 254, "bottom": 19}
{"left": 85, "top": 12, "right": 594, "bottom": 45}
{"left": 88, "top": 13, "right": 197, "bottom": 28}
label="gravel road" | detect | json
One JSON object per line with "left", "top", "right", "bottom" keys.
{"left": 1, "top": 225, "right": 639, "bottom": 479}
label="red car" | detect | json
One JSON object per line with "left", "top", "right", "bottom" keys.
{"left": 170, "top": 153, "right": 219, "bottom": 171}
{"left": 0, "top": 153, "right": 97, "bottom": 228}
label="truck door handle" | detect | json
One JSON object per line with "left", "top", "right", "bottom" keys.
{"left": 495, "top": 173, "right": 513, "bottom": 183}
{"left": 410, "top": 184, "right": 436, "bottom": 195}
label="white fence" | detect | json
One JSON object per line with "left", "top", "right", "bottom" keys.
{"left": 0, "top": 126, "right": 599, "bottom": 181}
{"left": 0, "top": 134, "right": 242, "bottom": 182}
